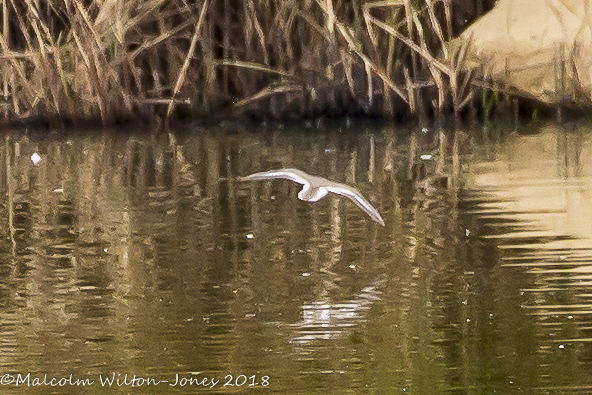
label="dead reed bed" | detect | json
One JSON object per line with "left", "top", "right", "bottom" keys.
{"left": 0, "top": 0, "right": 493, "bottom": 126}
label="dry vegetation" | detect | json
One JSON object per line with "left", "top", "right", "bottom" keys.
{"left": 0, "top": 0, "right": 493, "bottom": 126}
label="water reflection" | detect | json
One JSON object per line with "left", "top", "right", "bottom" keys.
{"left": 2, "top": 123, "right": 592, "bottom": 393}
{"left": 463, "top": 124, "right": 592, "bottom": 393}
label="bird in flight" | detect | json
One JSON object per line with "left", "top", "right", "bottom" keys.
{"left": 240, "top": 168, "right": 385, "bottom": 226}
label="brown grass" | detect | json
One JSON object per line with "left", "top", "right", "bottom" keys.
{"left": 0, "top": 0, "right": 490, "bottom": 125}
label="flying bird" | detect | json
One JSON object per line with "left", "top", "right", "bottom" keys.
{"left": 240, "top": 168, "right": 385, "bottom": 226}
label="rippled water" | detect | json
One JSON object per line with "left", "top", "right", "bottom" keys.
{"left": 0, "top": 122, "right": 592, "bottom": 393}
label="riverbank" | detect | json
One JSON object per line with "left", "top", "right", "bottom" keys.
{"left": 0, "top": 0, "right": 503, "bottom": 128}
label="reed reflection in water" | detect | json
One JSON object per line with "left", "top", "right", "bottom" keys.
{"left": 1, "top": 124, "right": 592, "bottom": 393}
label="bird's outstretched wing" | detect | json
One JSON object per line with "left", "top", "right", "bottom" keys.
{"left": 240, "top": 168, "right": 310, "bottom": 185}
{"left": 325, "top": 184, "right": 385, "bottom": 226}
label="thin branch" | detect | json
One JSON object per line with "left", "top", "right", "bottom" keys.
{"left": 166, "top": 0, "right": 210, "bottom": 120}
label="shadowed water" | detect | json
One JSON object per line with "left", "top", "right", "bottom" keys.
{"left": 0, "top": 123, "right": 591, "bottom": 393}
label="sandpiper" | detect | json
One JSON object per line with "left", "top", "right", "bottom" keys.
{"left": 241, "top": 168, "right": 385, "bottom": 226}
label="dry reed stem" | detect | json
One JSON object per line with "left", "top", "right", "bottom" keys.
{"left": 141, "top": 98, "right": 192, "bottom": 105}
{"left": 1, "top": 0, "right": 8, "bottom": 116}
{"left": 443, "top": 0, "right": 452, "bottom": 40}
{"left": 247, "top": 0, "right": 269, "bottom": 65}
{"left": 368, "top": 15, "right": 451, "bottom": 77}
{"left": 94, "top": 0, "right": 125, "bottom": 43}
{"left": 314, "top": 0, "right": 337, "bottom": 109}
{"left": 0, "top": 52, "right": 34, "bottom": 59}
{"left": 403, "top": 66, "right": 415, "bottom": 112}
{"left": 296, "top": 11, "right": 331, "bottom": 43}
{"left": 9, "top": 0, "right": 33, "bottom": 50}
{"left": 124, "top": 21, "right": 194, "bottom": 65}
{"left": 0, "top": 36, "right": 35, "bottom": 107}
{"left": 282, "top": 3, "right": 298, "bottom": 60}
{"left": 72, "top": 0, "right": 106, "bottom": 51}
{"left": 413, "top": 11, "right": 444, "bottom": 111}
{"left": 365, "top": 60, "right": 373, "bottom": 105}
{"left": 2, "top": 0, "right": 8, "bottom": 101}
{"left": 243, "top": 2, "right": 254, "bottom": 66}
{"left": 166, "top": 0, "right": 209, "bottom": 120}
{"left": 72, "top": 31, "right": 106, "bottom": 121}
{"left": 122, "top": 1, "right": 169, "bottom": 34}
{"left": 25, "top": 5, "right": 62, "bottom": 114}
{"left": 450, "top": 37, "right": 473, "bottom": 114}
{"left": 306, "top": 1, "right": 412, "bottom": 106}
{"left": 403, "top": 0, "right": 416, "bottom": 109}
{"left": 383, "top": 5, "right": 399, "bottom": 116}
{"left": 336, "top": 22, "right": 408, "bottom": 103}
{"left": 425, "top": 0, "right": 448, "bottom": 59}
{"left": 53, "top": 48, "right": 70, "bottom": 108}
{"left": 232, "top": 83, "right": 303, "bottom": 108}
{"left": 340, "top": 49, "right": 356, "bottom": 96}
{"left": 323, "top": 0, "right": 336, "bottom": 39}
{"left": 23, "top": 0, "right": 53, "bottom": 44}
{"left": 364, "top": 0, "right": 436, "bottom": 30}
{"left": 218, "top": 60, "right": 294, "bottom": 78}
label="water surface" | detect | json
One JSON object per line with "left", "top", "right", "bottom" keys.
{"left": 0, "top": 122, "right": 591, "bottom": 393}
